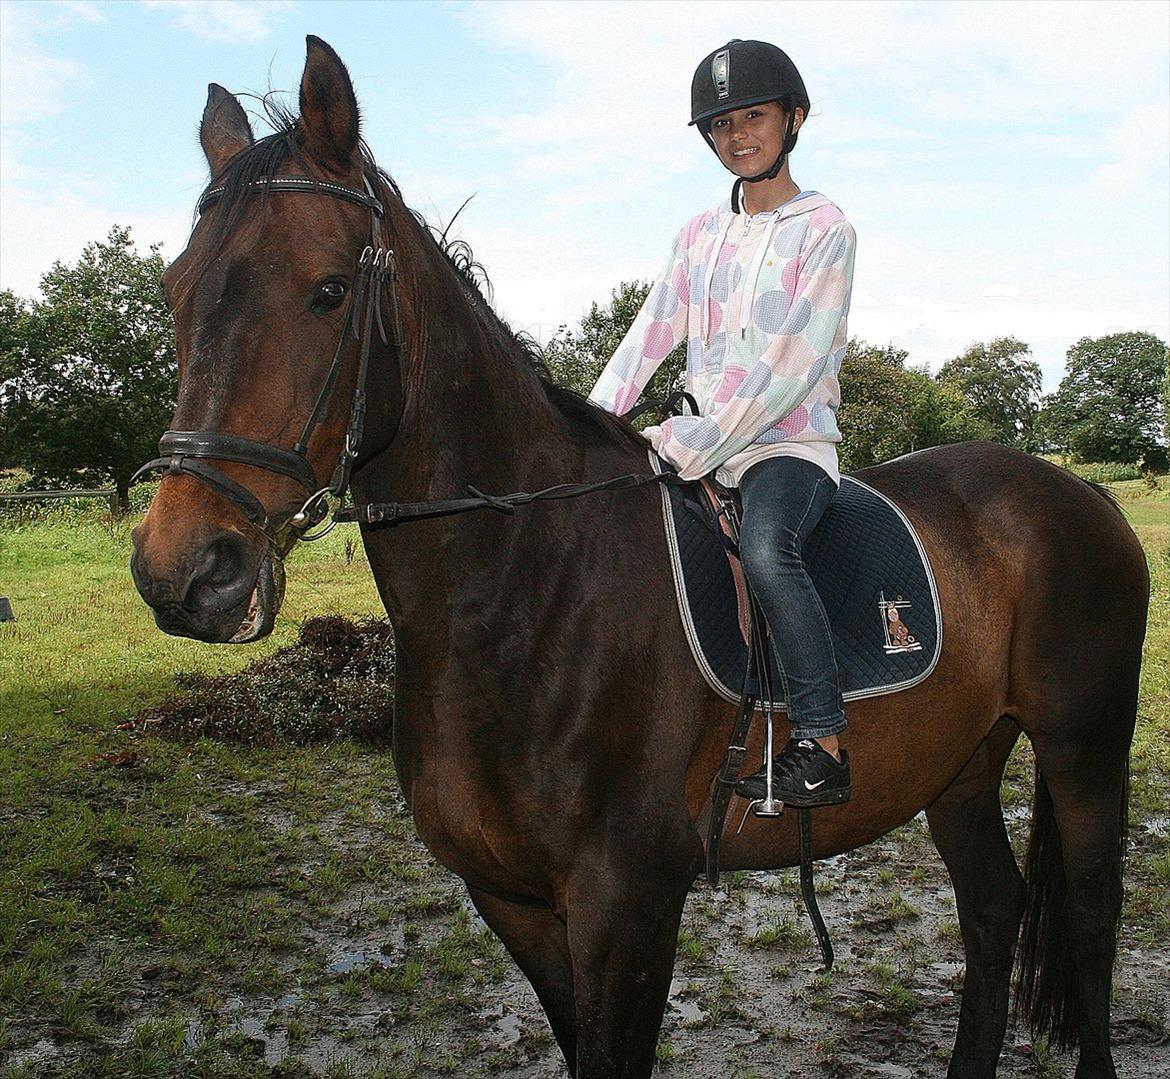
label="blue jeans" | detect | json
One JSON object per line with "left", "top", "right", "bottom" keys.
{"left": 738, "top": 456, "right": 847, "bottom": 740}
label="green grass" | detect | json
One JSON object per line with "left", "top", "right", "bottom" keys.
{"left": 743, "top": 916, "right": 811, "bottom": 951}
{"left": 1115, "top": 478, "right": 1170, "bottom": 783}
{"left": 0, "top": 505, "right": 392, "bottom": 1074}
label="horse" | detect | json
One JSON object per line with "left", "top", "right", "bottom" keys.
{"left": 129, "top": 37, "right": 1149, "bottom": 1079}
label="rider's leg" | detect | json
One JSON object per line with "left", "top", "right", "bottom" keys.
{"left": 734, "top": 455, "right": 849, "bottom": 803}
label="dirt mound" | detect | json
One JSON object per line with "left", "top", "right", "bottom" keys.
{"left": 138, "top": 615, "right": 396, "bottom": 747}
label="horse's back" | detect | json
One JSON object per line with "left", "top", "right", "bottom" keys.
{"left": 856, "top": 441, "right": 1148, "bottom": 721}
{"left": 856, "top": 442, "right": 1145, "bottom": 581}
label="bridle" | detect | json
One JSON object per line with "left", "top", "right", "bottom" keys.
{"left": 136, "top": 171, "right": 690, "bottom": 548}
{"left": 132, "top": 173, "right": 405, "bottom": 546}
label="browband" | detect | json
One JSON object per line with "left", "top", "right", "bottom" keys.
{"left": 197, "top": 176, "right": 384, "bottom": 216}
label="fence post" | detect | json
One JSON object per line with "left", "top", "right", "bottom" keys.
{"left": 109, "top": 489, "right": 120, "bottom": 516}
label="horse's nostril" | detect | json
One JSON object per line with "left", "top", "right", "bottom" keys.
{"left": 185, "top": 532, "right": 257, "bottom": 612}
{"left": 130, "top": 524, "right": 265, "bottom": 642}
{"left": 193, "top": 534, "right": 247, "bottom": 590}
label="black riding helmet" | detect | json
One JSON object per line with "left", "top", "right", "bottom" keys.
{"left": 690, "top": 40, "right": 810, "bottom": 209}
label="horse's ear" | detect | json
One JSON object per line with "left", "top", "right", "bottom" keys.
{"left": 298, "top": 35, "right": 360, "bottom": 173}
{"left": 200, "top": 84, "right": 253, "bottom": 177}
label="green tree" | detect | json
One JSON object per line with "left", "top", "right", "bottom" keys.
{"left": 0, "top": 289, "right": 34, "bottom": 470}
{"left": 543, "top": 280, "right": 686, "bottom": 418}
{"left": 836, "top": 341, "right": 989, "bottom": 471}
{"left": 905, "top": 366, "right": 992, "bottom": 450}
{"left": 936, "top": 336, "right": 1041, "bottom": 448}
{"left": 1040, "top": 331, "right": 1168, "bottom": 469}
{"left": 3, "top": 227, "right": 176, "bottom": 510}
{"left": 1163, "top": 351, "right": 1170, "bottom": 447}
{"left": 837, "top": 341, "right": 914, "bottom": 471}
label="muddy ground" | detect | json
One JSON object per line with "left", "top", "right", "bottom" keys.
{"left": 6, "top": 754, "right": 1166, "bottom": 1079}
{"left": 255, "top": 815, "right": 1169, "bottom": 1079}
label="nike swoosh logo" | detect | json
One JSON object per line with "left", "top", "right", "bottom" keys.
{"left": 804, "top": 779, "right": 826, "bottom": 790}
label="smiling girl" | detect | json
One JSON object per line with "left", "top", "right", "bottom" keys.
{"left": 589, "top": 39, "right": 857, "bottom": 805}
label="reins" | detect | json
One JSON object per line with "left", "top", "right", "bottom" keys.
{"left": 335, "top": 470, "right": 687, "bottom": 526}
{"left": 337, "top": 389, "right": 702, "bottom": 526}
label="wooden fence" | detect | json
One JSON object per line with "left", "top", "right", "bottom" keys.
{"left": 0, "top": 487, "right": 120, "bottom": 514}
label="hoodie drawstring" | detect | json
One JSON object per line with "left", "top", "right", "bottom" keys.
{"left": 704, "top": 192, "right": 816, "bottom": 346}
{"left": 740, "top": 212, "right": 780, "bottom": 338}
{"left": 701, "top": 213, "right": 735, "bottom": 346}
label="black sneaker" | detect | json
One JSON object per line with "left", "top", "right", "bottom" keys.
{"left": 734, "top": 739, "right": 852, "bottom": 806}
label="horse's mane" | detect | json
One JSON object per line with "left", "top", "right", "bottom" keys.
{"left": 190, "top": 97, "right": 644, "bottom": 454}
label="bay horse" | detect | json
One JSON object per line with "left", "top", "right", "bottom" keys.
{"left": 129, "top": 37, "right": 1148, "bottom": 1079}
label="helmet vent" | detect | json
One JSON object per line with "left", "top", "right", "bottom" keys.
{"left": 712, "top": 50, "right": 730, "bottom": 99}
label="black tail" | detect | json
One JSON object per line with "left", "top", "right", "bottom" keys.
{"left": 1013, "top": 761, "right": 1130, "bottom": 1047}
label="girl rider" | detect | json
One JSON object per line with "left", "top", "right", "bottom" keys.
{"left": 588, "top": 39, "right": 856, "bottom": 806}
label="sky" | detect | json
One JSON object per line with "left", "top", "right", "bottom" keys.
{"left": 1, "top": 0, "right": 1168, "bottom": 391}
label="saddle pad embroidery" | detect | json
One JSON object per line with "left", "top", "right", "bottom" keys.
{"left": 653, "top": 452, "right": 942, "bottom": 710}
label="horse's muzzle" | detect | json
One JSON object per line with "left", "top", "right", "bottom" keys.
{"left": 130, "top": 527, "right": 281, "bottom": 644}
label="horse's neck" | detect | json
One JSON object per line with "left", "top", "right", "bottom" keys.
{"left": 350, "top": 257, "right": 678, "bottom": 802}
{"left": 352, "top": 265, "right": 641, "bottom": 640}
{"left": 369, "top": 298, "right": 569, "bottom": 497}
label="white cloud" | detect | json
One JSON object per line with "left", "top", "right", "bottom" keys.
{"left": 2, "top": 0, "right": 1165, "bottom": 394}
{"left": 1, "top": 2, "right": 106, "bottom": 294}
{"left": 473, "top": 217, "right": 665, "bottom": 340}
{"left": 140, "top": 0, "right": 294, "bottom": 44}
{"left": 0, "top": 2, "right": 100, "bottom": 125}
{"left": 850, "top": 285, "right": 1163, "bottom": 390}
{"left": 444, "top": 0, "right": 1168, "bottom": 383}
{"left": 0, "top": 1, "right": 290, "bottom": 295}
{"left": 1081, "top": 99, "right": 1170, "bottom": 200}
{"left": 0, "top": 173, "right": 193, "bottom": 298}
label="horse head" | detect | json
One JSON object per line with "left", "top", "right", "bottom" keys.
{"left": 131, "top": 37, "right": 410, "bottom": 643}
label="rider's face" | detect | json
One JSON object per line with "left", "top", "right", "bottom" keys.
{"left": 709, "top": 101, "right": 800, "bottom": 176}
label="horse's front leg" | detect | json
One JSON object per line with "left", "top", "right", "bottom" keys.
{"left": 466, "top": 884, "right": 579, "bottom": 1073}
{"left": 564, "top": 832, "right": 699, "bottom": 1078}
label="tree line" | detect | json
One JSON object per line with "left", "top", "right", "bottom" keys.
{"left": 544, "top": 281, "right": 1170, "bottom": 475}
{"left": 1, "top": 231, "right": 1167, "bottom": 511}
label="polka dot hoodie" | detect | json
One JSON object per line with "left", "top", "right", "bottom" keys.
{"left": 587, "top": 191, "right": 856, "bottom": 487}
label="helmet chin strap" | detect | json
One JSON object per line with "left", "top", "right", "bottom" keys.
{"left": 730, "top": 110, "right": 797, "bottom": 214}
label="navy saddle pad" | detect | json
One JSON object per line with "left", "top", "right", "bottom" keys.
{"left": 653, "top": 454, "right": 942, "bottom": 711}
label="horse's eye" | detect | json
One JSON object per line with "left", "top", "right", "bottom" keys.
{"left": 314, "top": 280, "right": 347, "bottom": 310}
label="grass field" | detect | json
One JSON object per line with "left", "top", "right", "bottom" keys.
{"left": 0, "top": 475, "right": 1166, "bottom": 1077}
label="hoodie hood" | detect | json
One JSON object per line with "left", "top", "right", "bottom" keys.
{"left": 730, "top": 189, "right": 832, "bottom": 222}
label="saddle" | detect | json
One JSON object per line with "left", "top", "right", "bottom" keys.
{"left": 650, "top": 452, "right": 942, "bottom": 710}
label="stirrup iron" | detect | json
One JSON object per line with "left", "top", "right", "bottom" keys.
{"left": 752, "top": 703, "right": 783, "bottom": 817}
